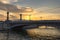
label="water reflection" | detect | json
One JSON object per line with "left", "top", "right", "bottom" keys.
{"left": 26, "top": 25, "right": 60, "bottom": 38}
{"left": 39, "top": 26, "right": 55, "bottom": 29}
{"left": 0, "top": 25, "right": 60, "bottom": 40}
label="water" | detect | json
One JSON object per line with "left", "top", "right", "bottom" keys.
{"left": 0, "top": 25, "right": 60, "bottom": 40}
{"left": 0, "top": 31, "right": 31, "bottom": 40}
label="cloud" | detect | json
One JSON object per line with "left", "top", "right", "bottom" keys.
{"left": 0, "top": 2, "right": 34, "bottom": 13}
{"left": 0, "top": 0, "right": 18, "bottom": 4}
{"left": 31, "top": 7, "right": 60, "bottom": 20}
{"left": 10, "top": 15, "right": 17, "bottom": 18}
{"left": 21, "top": 7, "right": 33, "bottom": 13}
{"left": 47, "top": 7, "right": 60, "bottom": 14}
{"left": 0, "top": 10, "right": 20, "bottom": 21}
{"left": 0, "top": 2, "right": 20, "bottom": 13}
{"left": 36, "top": 7, "right": 60, "bottom": 14}
{"left": 0, "top": 14, "right": 6, "bottom": 18}
{"left": 10, "top": 15, "right": 19, "bottom": 20}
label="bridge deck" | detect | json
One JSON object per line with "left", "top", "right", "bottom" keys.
{"left": 0, "top": 20, "right": 60, "bottom": 30}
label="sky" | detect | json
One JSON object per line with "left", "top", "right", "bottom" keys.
{"left": 14, "top": 0, "right": 60, "bottom": 8}
{"left": 0, "top": 0, "right": 60, "bottom": 20}
{"left": 0, "top": 0, "right": 60, "bottom": 9}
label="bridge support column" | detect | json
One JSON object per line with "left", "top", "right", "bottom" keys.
{"left": 7, "top": 12, "right": 9, "bottom": 21}
{"left": 20, "top": 14, "right": 22, "bottom": 20}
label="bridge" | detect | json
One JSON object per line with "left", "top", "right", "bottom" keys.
{"left": 1, "top": 20, "right": 60, "bottom": 30}
{"left": 0, "top": 12, "right": 60, "bottom": 30}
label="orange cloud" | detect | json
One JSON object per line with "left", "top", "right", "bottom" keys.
{"left": 0, "top": 5, "right": 60, "bottom": 21}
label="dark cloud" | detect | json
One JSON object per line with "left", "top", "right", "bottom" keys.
{"left": 0, "top": 2, "right": 34, "bottom": 15}
{"left": 0, "top": 2, "right": 20, "bottom": 13}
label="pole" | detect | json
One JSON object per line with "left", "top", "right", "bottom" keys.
{"left": 20, "top": 14, "right": 22, "bottom": 20}
{"left": 7, "top": 12, "right": 9, "bottom": 21}
{"left": 29, "top": 14, "right": 31, "bottom": 21}
{"left": 40, "top": 17, "right": 42, "bottom": 20}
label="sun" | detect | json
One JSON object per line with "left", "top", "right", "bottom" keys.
{"left": 23, "top": 16, "right": 30, "bottom": 20}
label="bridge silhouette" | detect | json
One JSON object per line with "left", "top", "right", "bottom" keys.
{"left": 2, "top": 20, "right": 60, "bottom": 30}
{"left": 0, "top": 20, "right": 60, "bottom": 40}
{"left": 0, "top": 12, "right": 60, "bottom": 40}
{"left": 1, "top": 12, "right": 60, "bottom": 30}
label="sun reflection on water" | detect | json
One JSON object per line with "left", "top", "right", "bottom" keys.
{"left": 26, "top": 26, "right": 60, "bottom": 37}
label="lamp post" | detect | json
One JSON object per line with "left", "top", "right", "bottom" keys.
{"left": 29, "top": 14, "right": 31, "bottom": 21}
{"left": 40, "top": 17, "right": 42, "bottom": 20}
{"left": 20, "top": 14, "right": 23, "bottom": 21}
{"left": 7, "top": 12, "right": 9, "bottom": 21}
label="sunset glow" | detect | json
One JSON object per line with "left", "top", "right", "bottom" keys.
{"left": 0, "top": 0, "right": 60, "bottom": 39}
{"left": 0, "top": 0, "right": 60, "bottom": 21}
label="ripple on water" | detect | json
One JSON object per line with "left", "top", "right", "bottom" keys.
{"left": 26, "top": 28, "right": 60, "bottom": 37}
